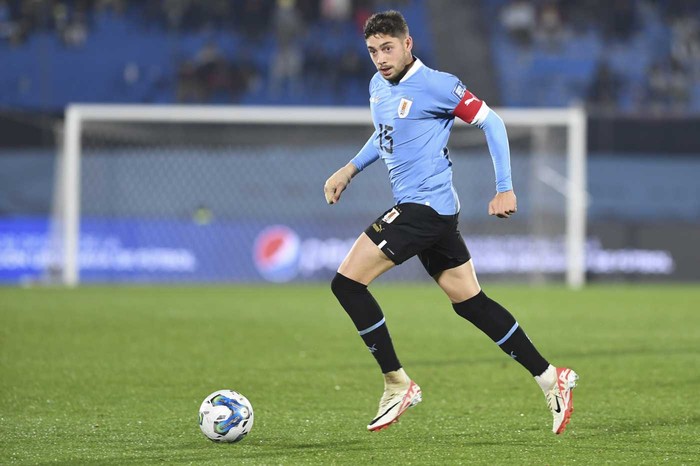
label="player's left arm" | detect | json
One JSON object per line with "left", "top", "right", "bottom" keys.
{"left": 453, "top": 91, "right": 516, "bottom": 219}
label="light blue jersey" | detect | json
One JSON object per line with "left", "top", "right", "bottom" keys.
{"left": 351, "top": 58, "right": 511, "bottom": 215}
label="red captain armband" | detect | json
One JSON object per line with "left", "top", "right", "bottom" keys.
{"left": 453, "top": 90, "right": 484, "bottom": 124}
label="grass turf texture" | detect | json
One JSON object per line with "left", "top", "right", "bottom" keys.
{"left": 1, "top": 284, "right": 699, "bottom": 465}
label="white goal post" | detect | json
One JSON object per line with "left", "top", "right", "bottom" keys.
{"left": 58, "top": 104, "right": 587, "bottom": 288}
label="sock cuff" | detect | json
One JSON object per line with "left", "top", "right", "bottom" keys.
{"left": 535, "top": 365, "right": 556, "bottom": 391}
{"left": 452, "top": 290, "right": 487, "bottom": 313}
{"left": 331, "top": 272, "right": 367, "bottom": 293}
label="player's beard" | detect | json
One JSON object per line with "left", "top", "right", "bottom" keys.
{"left": 386, "top": 54, "right": 414, "bottom": 83}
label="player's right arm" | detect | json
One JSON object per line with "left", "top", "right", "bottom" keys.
{"left": 324, "top": 162, "right": 359, "bottom": 205}
{"left": 324, "top": 131, "right": 379, "bottom": 205}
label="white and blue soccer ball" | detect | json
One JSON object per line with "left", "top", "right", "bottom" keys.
{"left": 198, "top": 389, "right": 254, "bottom": 443}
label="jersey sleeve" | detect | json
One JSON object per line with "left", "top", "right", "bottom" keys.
{"left": 428, "top": 72, "right": 512, "bottom": 192}
{"left": 426, "top": 72, "right": 488, "bottom": 125}
{"left": 350, "top": 130, "right": 380, "bottom": 172}
{"left": 478, "top": 110, "right": 513, "bottom": 192}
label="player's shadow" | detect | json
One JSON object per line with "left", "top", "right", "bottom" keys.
{"left": 288, "top": 344, "right": 699, "bottom": 376}
{"left": 235, "top": 438, "right": 367, "bottom": 460}
{"left": 580, "top": 415, "right": 700, "bottom": 437}
{"left": 281, "top": 440, "right": 365, "bottom": 450}
{"left": 407, "top": 344, "right": 699, "bottom": 369}
{"left": 565, "top": 444, "right": 698, "bottom": 458}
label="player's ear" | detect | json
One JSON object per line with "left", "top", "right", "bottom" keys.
{"left": 404, "top": 35, "right": 413, "bottom": 52}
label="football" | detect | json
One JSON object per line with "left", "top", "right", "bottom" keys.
{"left": 198, "top": 389, "right": 254, "bottom": 443}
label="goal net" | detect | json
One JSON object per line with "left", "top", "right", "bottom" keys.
{"left": 48, "top": 105, "right": 586, "bottom": 287}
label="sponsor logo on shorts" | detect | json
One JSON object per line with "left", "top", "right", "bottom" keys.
{"left": 372, "top": 223, "right": 383, "bottom": 233}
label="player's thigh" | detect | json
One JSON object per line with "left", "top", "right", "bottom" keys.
{"left": 418, "top": 223, "right": 476, "bottom": 302}
{"left": 337, "top": 232, "right": 394, "bottom": 285}
{"left": 433, "top": 260, "right": 482, "bottom": 303}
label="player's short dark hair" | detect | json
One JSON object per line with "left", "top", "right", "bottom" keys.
{"left": 363, "top": 10, "right": 409, "bottom": 39}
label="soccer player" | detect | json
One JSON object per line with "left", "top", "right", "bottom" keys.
{"left": 324, "top": 10, "right": 578, "bottom": 434}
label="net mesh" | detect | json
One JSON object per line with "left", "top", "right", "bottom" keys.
{"left": 50, "top": 116, "right": 571, "bottom": 283}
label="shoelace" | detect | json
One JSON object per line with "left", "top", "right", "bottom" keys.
{"left": 545, "top": 392, "right": 554, "bottom": 409}
{"left": 545, "top": 387, "right": 561, "bottom": 410}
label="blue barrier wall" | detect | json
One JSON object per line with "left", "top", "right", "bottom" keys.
{"left": 1, "top": 148, "right": 697, "bottom": 283}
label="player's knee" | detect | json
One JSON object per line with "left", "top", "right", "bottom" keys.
{"left": 445, "top": 287, "right": 481, "bottom": 304}
{"left": 331, "top": 272, "right": 366, "bottom": 299}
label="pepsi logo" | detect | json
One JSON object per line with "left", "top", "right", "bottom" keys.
{"left": 253, "top": 225, "right": 300, "bottom": 282}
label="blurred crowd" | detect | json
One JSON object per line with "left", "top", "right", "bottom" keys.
{"left": 499, "top": 0, "right": 700, "bottom": 112}
{"left": 0, "top": 0, "right": 373, "bottom": 44}
{"left": 0, "top": 0, "right": 93, "bottom": 46}
{"left": 0, "top": 0, "right": 377, "bottom": 104}
{"left": 2, "top": 0, "right": 699, "bottom": 111}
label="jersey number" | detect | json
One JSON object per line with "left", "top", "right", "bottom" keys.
{"left": 379, "top": 124, "right": 394, "bottom": 154}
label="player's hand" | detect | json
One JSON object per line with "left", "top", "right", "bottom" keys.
{"left": 488, "top": 190, "right": 517, "bottom": 218}
{"left": 324, "top": 171, "right": 350, "bottom": 205}
{"left": 324, "top": 165, "right": 355, "bottom": 205}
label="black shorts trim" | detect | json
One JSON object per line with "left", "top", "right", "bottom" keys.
{"left": 364, "top": 203, "right": 471, "bottom": 276}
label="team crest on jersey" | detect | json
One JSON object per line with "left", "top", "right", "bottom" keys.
{"left": 452, "top": 82, "right": 466, "bottom": 99}
{"left": 382, "top": 208, "right": 400, "bottom": 223}
{"left": 397, "top": 98, "right": 413, "bottom": 118}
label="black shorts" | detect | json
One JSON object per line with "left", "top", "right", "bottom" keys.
{"left": 364, "top": 203, "right": 471, "bottom": 277}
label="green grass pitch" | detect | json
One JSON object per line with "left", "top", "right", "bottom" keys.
{"left": 1, "top": 284, "right": 699, "bottom": 465}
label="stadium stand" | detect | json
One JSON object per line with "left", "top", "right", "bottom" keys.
{"left": 0, "top": 0, "right": 700, "bottom": 112}
{"left": 485, "top": 0, "right": 700, "bottom": 112}
{"left": 1, "top": 0, "right": 698, "bottom": 111}
{"left": 0, "top": 0, "right": 432, "bottom": 108}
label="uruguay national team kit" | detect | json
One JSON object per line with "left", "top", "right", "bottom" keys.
{"left": 349, "top": 58, "right": 512, "bottom": 273}
{"left": 332, "top": 45, "right": 578, "bottom": 435}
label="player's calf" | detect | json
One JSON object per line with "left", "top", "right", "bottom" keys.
{"left": 331, "top": 273, "right": 401, "bottom": 373}
{"left": 452, "top": 290, "right": 549, "bottom": 376}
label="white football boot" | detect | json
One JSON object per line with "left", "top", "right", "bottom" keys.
{"left": 367, "top": 368, "right": 422, "bottom": 432}
{"left": 545, "top": 367, "right": 579, "bottom": 434}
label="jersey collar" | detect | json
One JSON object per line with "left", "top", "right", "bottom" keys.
{"left": 399, "top": 57, "right": 423, "bottom": 83}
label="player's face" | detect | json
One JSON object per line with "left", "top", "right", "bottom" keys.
{"left": 366, "top": 33, "right": 413, "bottom": 81}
